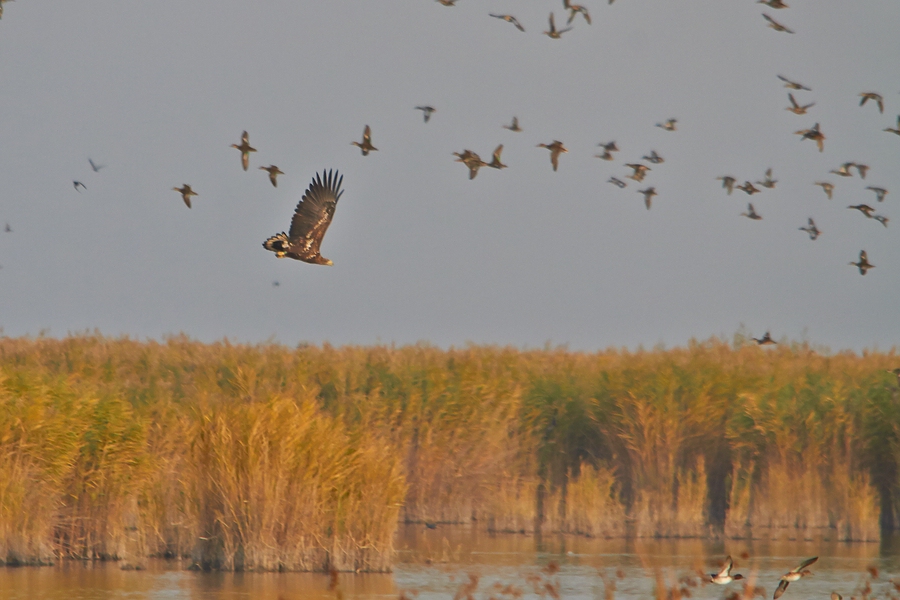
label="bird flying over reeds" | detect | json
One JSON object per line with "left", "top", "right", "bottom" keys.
{"left": 752, "top": 332, "right": 776, "bottom": 345}
{"left": 773, "top": 557, "right": 818, "bottom": 599}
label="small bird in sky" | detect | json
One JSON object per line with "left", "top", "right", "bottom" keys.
{"left": 778, "top": 75, "right": 811, "bottom": 91}
{"left": 231, "top": 131, "right": 256, "bottom": 171}
{"left": 595, "top": 141, "right": 619, "bottom": 160}
{"left": 849, "top": 251, "right": 873, "bottom": 275}
{"left": 799, "top": 218, "right": 820, "bottom": 240}
{"left": 859, "top": 92, "right": 884, "bottom": 113}
{"left": 608, "top": 177, "right": 627, "bottom": 188}
{"left": 259, "top": 165, "right": 284, "bottom": 187}
{"left": 435, "top": 0, "right": 457, "bottom": 5}
{"left": 830, "top": 163, "right": 855, "bottom": 177}
{"left": 595, "top": 149, "right": 615, "bottom": 161}
{"left": 415, "top": 106, "right": 436, "bottom": 122}
{"left": 855, "top": 163, "right": 869, "bottom": 179}
{"left": 717, "top": 176, "right": 736, "bottom": 195}
{"left": 758, "top": 0, "right": 788, "bottom": 8}
{"left": 741, "top": 203, "right": 762, "bottom": 220}
{"left": 486, "top": 144, "right": 507, "bottom": 169}
{"left": 656, "top": 118, "right": 677, "bottom": 131}
{"left": 873, "top": 214, "right": 889, "bottom": 228}
{"left": 885, "top": 116, "right": 900, "bottom": 136}
{"left": 774, "top": 557, "right": 818, "bottom": 600}
{"left": 489, "top": 13, "right": 525, "bottom": 32}
{"left": 638, "top": 187, "right": 657, "bottom": 209}
{"left": 503, "top": 116, "right": 522, "bottom": 132}
{"left": 4, "top": 223, "right": 11, "bottom": 233}
{"left": 272, "top": 281, "right": 280, "bottom": 287}
{"left": 866, "top": 186, "right": 887, "bottom": 202}
{"left": 763, "top": 13, "right": 794, "bottom": 33}
{"left": 786, "top": 93, "right": 815, "bottom": 115}
{"left": 643, "top": 150, "right": 664, "bottom": 164}
{"left": 736, "top": 181, "right": 761, "bottom": 195}
{"left": 73, "top": 181, "right": 86, "bottom": 192}
{"left": 795, "top": 123, "right": 825, "bottom": 152}
{"left": 563, "top": 0, "right": 591, "bottom": 25}
{"left": 814, "top": 181, "right": 834, "bottom": 199}
{"left": 752, "top": 331, "right": 776, "bottom": 345}
{"left": 537, "top": 141, "right": 567, "bottom": 171}
{"left": 88, "top": 158, "right": 105, "bottom": 172}
{"left": 453, "top": 150, "right": 485, "bottom": 180}
{"left": 351, "top": 125, "right": 378, "bottom": 156}
{"left": 543, "top": 13, "right": 572, "bottom": 38}
{"left": 625, "top": 163, "right": 650, "bottom": 182}
{"left": 262, "top": 169, "right": 344, "bottom": 265}
{"left": 848, "top": 204, "right": 875, "bottom": 218}
{"left": 710, "top": 556, "right": 744, "bottom": 584}
{"left": 757, "top": 168, "right": 777, "bottom": 189}
{"left": 173, "top": 184, "right": 198, "bottom": 208}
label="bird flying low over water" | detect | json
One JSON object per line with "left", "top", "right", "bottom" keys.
{"left": 503, "top": 116, "right": 522, "bottom": 132}
{"left": 656, "top": 118, "right": 677, "bottom": 131}
{"left": 741, "top": 203, "right": 762, "bottom": 220}
{"left": 88, "top": 158, "right": 105, "bottom": 172}
{"left": 73, "top": 181, "right": 86, "bottom": 192}
{"left": 814, "top": 181, "right": 834, "bottom": 199}
{"left": 351, "top": 125, "right": 377, "bottom": 155}
{"left": 231, "top": 131, "right": 256, "bottom": 171}
{"left": 795, "top": 123, "right": 825, "bottom": 152}
{"left": 638, "top": 187, "right": 657, "bottom": 209}
{"left": 859, "top": 92, "right": 884, "bottom": 114}
{"left": 717, "top": 176, "right": 736, "bottom": 195}
{"left": 866, "top": 186, "right": 888, "bottom": 202}
{"left": 453, "top": 150, "right": 486, "bottom": 180}
{"left": 489, "top": 13, "right": 525, "bottom": 32}
{"left": 774, "top": 557, "right": 818, "bottom": 600}
{"left": 259, "top": 165, "right": 284, "bottom": 187}
{"left": 778, "top": 75, "right": 811, "bottom": 91}
{"left": 543, "top": 13, "right": 572, "bottom": 38}
{"left": 563, "top": 0, "right": 591, "bottom": 25}
{"left": 850, "top": 251, "right": 874, "bottom": 275}
{"left": 763, "top": 13, "right": 794, "bottom": 33}
{"left": 753, "top": 332, "right": 776, "bottom": 345}
{"left": 415, "top": 106, "right": 436, "bottom": 122}
{"left": 786, "top": 93, "right": 815, "bottom": 115}
{"left": 262, "top": 170, "right": 344, "bottom": 265}
{"left": 173, "top": 184, "right": 198, "bottom": 208}
{"left": 799, "top": 218, "right": 820, "bottom": 240}
{"left": 537, "top": 141, "right": 567, "bottom": 171}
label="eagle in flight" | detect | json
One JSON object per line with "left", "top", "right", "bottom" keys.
{"left": 262, "top": 170, "right": 344, "bottom": 265}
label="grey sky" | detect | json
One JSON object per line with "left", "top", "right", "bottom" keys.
{"left": 1, "top": 1, "right": 898, "bottom": 352}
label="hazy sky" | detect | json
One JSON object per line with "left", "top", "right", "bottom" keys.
{"left": 1, "top": 1, "right": 898, "bottom": 352}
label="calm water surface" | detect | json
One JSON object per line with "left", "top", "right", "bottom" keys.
{"left": 3, "top": 526, "right": 899, "bottom": 600}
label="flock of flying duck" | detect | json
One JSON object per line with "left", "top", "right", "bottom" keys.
{"left": 709, "top": 556, "right": 820, "bottom": 600}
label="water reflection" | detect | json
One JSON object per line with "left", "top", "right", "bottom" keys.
{"left": 1, "top": 526, "right": 897, "bottom": 600}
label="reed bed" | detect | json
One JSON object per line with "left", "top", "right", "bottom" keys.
{"left": 0, "top": 333, "right": 897, "bottom": 569}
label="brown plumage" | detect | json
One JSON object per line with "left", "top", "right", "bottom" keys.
{"left": 795, "top": 123, "right": 825, "bottom": 152}
{"left": 850, "top": 251, "right": 873, "bottom": 275}
{"left": 859, "top": 92, "right": 884, "bottom": 114}
{"left": 351, "top": 125, "right": 377, "bottom": 155}
{"left": 537, "top": 141, "right": 567, "bottom": 171}
{"left": 173, "top": 184, "right": 198, "bottom": 208}
{"left": 259, "top": 165, "right": 284, "bottom": 187}
{"left": 231, "top": 131, "right": 256, "bottom": 171}
{"left": 262, "top": 170, "right": 344, "bottom": 265}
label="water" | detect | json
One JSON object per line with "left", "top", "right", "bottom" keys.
{"left": 2, "top": 526, "right": 899, "bottom": 600}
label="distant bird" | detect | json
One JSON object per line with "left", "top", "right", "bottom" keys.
{"left": 435, "top": 0, "right": 457, "bottom": 5}
{"left": 415, "top": 106, "right": 436, "bottom": 122}
{"left": 873, "top": 214, "right": 889, "bottom": 228}
{"left": 885, "top": 116, "right": 900, "bottom": 136}
{"left": 262, "top": 169, "right": 344, "bottom": 265}
{"left": 656, "top": 118, "right": 677, "bottom": 131}
{"left": 736, "top": 181, "right": 761, "bottom": 195}
{"left": 866, "top": 186, "right": 888, "bottom": 202}
{"left": 849, "top": 251, "right": 874, "bottom": 275}
{"left": 231, "top": 131, "right": 256, "bottom": 171}
{"left": 625, "top": 163, "right": 650, "bottom": 182}
{"left": 595, "top": 141, "right": 619, "bottom": 160}
{"left": 88, "top": 158, "right": 105, "bottom": 172}
{"left": 595, "top": 149, "right": 615, "bottom": 161}
{"left": 854, "top": 163, "right": 869, "bottom": 179}
{"left": 543, "top": 13, "right": 572, "bottom": 38}
{"left": 486, "top": 144, "right": 507, "bottom": 169}
{"left": 608, "top": 177, "right": 627, "bottom": 188}
{"left": 4, "top": 223, "right": 11, "bottom": 233}
{"left": 786, "top": 93, "right": 815, "bottom": 115}
{"left": 453, "top": 150, "right": 485, "bottom": 180}
{"left": 741, "top": 203, "right": 762, "bottom": 220}
{"left": 0, "top": 0, "right": 9, "bottom": 20}
{"left": 503, "top": 116, "right": 522, "bottom": 132}
{"left": 799, "top": 218, "right": 820, "bottom": 240}
{"left": 351, "top": 125, "right": 377, "bottom": 156}
{"left": 563, "top": 0, "right": 591, "bottom": 25}
{"left": 537, "top": 141, "right": 567, "bottom": 171}
{"left": 424, "top": 522, "right": 438, "bottom": 530}
{"left": 859, "top": 92, "right": 884, "bottom": 114}
{"left": 795, "top": 122, "right": 825, "bottom": 152}
{"left": 848, "top": 204, "right": 875, "bottom": 218}
{"left": 490, "top": 13, "right": 525, "bottom": 32}
{"left": 758, "top": 0, "right": 788, "bottom": 7}
{"left": 638, "top": 187, "right": 657, "bottom": 209}
{"left": 757, "top": 168, "right": 777, "bottom": 189}
{"left": 173, "top": 184, "right": 198, "bottom": 208}
{"left": 717, "top": 176, "right": 737, "bottom": 195}
{"left": 763, "top": 13, "right": 794, "bottom": 33}
{"left": 710, "top": 556, "right": 744, "bottom": 585}
{"left": 773, "top": 557, "right": 818, "bottom": 600}
{"left": 752, "top": 331, "right": 776, "bottom": 345}
{"left": 830, "top": 163, "right": 855, "bottom": 177}
{"left": 643, "top": 150, "right": 664, "bottom": 164}
{"left": 814, "top": 181, "right": 834, "bottom": 199}
{"left": 778, "top": 75, "right": 811, "bottom": 91}
{"left": 272, "top": 281, "right": 280, "bottom": 287}
{"left": 73, "top": 181, "right": 86, "bottom": 192}
{"left": 259, "top": 165, "right": 284, "bottom": 187}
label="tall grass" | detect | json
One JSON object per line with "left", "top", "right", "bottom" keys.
{"left": 0, "top": 333, "right": 897, "bottom": 569}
